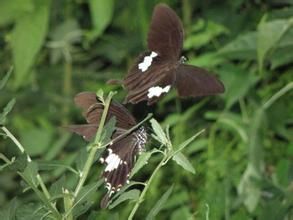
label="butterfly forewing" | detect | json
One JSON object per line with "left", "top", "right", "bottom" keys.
{"left": 74, "top": 92, "right": 137, "bottom": 129}
{"left": 147, "top": 4, "right": 184, "bottom": 60}
{"left": 175, "top": 64, "right": 225, "bottom": 97}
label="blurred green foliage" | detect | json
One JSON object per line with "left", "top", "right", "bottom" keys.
{"left": 0, "top": 0, "right": 293, "bottom": 219}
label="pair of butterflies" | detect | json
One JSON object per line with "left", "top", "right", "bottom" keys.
{"left": 68, "top": 4, "right": 224, "bottom": 208}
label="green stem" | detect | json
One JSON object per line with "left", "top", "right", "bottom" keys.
{"left": 1, "top": 126, "right": 25, "bottom": 153}
{"left": 128, "top": 153, "right": 168, "bottom": 220}
{"left": 62, "top": 54, "right": 72, "bottom": 125}
{"left": 263, "top": 82, "right": 293, "bottom": 110}
{"left": 63, "top": 189, "right": 74, "bottom": 220}
{"left": 37, "top": 174, "right": 51, "bottom": 200}
{"left": 73, "top": 92, "right": 114, "bottom": 198}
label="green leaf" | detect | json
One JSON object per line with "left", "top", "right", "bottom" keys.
{"left": 172, "top": 152, "right": 195, "bottom": 174}
{"left": 109, "top": 189, "right": 140, "bottom": 209}
{"left": 219, "top": 32, "right": 257, "bottom": 60}
{"left": 130, "top": 151, "right": 152, "bottom": 177}
{"left": 88, "top": 0, "right": 114, "bottom": 40}
{"left": 217, "top": 64, "right": 259, "bottom": 108}
{"left": 49, "top": 176, "right": 66, "bottom": 199}
{"left": 100, "top": 116, "right": 116, "bottom": 145}
{"left": 150, "top": 118, "right": 168, "bottom": 145}
{"left": 257, "top": 19, "right": 292, "bottom": 71}
{"left": 11, "top": 0, "right": 50, "bottom": 87}
{"left": 6, "top": 153, "right": 28, "bottom": 172}
{"left": 184, "top": 20, "right": 228, "bottom": 50}
{"left": 0, "top": 0, "right": 34, "bottom": 26}
{"left": 0, "top": 99, "right": 16, "bottom": 125}
{"left": 21, "top": 161, "right": 39, "bottom": 188}
{"left": 146, "top": 185, "right": 174, "bottom": 220}
{"left": 0, "top": 67, "right": 13, "bottom": 90}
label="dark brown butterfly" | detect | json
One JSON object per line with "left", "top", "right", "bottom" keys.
{"left": 109, "top": 3, "right": 224, "bottom": 105}
{"left": 67, "top": 92, "right": 147, "bottom": 208}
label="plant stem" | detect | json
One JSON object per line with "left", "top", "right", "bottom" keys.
{"left": 1, "top": 126, "right": 25, "bottom": 153}
{"left": 37, "top": 174, "right": 51, "bottom": 200}
{"left": 73, "top": 92, "right": 114, "bottom": 198}
{"left": 263, "top": 82, "right": 293, "bottom": 110}
{"left": 63, "top": 189, "right": 74, "bottom": 220}
{"left": 128, "top": 153, "right": 167, "bottom": 220}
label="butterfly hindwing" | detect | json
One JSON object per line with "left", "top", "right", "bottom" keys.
{"left": 175, "top": 64, "right": 225, "bottom": 97}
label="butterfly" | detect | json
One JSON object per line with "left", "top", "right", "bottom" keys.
{"left": 109, "top": 3, "right": 225, "bottom": 105}
{"left": 67, "top": 92, "right": 147, "bottom": 208}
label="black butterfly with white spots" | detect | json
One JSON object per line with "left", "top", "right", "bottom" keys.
{"left": 109, "top": 3, "right": 225, "bottom": 105}
{"left": 67, "top": 92, "right": 147, "bottom": 208}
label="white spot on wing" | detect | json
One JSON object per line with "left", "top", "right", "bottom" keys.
{"left": 147, "top": 85, "right": 171, "bottom": 99}
{"left": 138, "top": 51, "right": 158, "bottom": 72}
{"left": 105, "top": 153, "right": 121, "bottom": 172}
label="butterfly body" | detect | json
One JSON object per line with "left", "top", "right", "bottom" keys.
{"left": 116, "top": 4, "right": 224, "bottom": 105}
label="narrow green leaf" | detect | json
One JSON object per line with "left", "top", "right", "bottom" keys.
{"left": 73, "top": 181, "right": 103, "bottom": 218}
{"left": 96, "top": 89, "right": 104, "bottom": 102}
{"left": 146, "top": 185, "right": 174, "bottom": 220}
{"left": 38, "top": 161, "right": 78, "bottom": 174}
{"left": 109, "top": 189, "right": 140, "bottom": 209}
{"left": 130, "top": 151, "right": 152, "bottom": 177}
{"left": 173, "top": 129, "right": 204, "bottom": 155}
{"left": 0, "top": 67, "right": 13, "bottom": 90}
{"left": 88, "top": 0, "right": 114, "bottom": 40}
{"left": 100, "top": 116, "right": 116, "bottom": 145}
{"left": 11, "top": 0, "right": 50, "bottom": 87}
{"left": 150, "top": 118, "right": 168, "bottom": 145}
{"left": 172, "top": 152, "right": 195, "bottom": 174}
{"left": 0, "top": 99, "right": 16, "bottom": 125}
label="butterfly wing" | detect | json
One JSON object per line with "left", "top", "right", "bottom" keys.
{"left": 147, "top": 3, "right": 184, "bottom": 60}
{"left": 74, "top": 92, "right": 137, "bottom": 129}
{"left": 175, "top": 64, "right": 225, "bottom": 97}
{"left": 66, "top": 124, "right": 98, "bottom": 141}
{"left": 100, "top": 127, "right": 147, "bottom": 208}
{"left": 124, "top": 59, "right": 176, "bottom": 105}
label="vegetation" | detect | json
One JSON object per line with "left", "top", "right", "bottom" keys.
{"left": 0, "top": 0, "right": 292, "bottom": 219}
